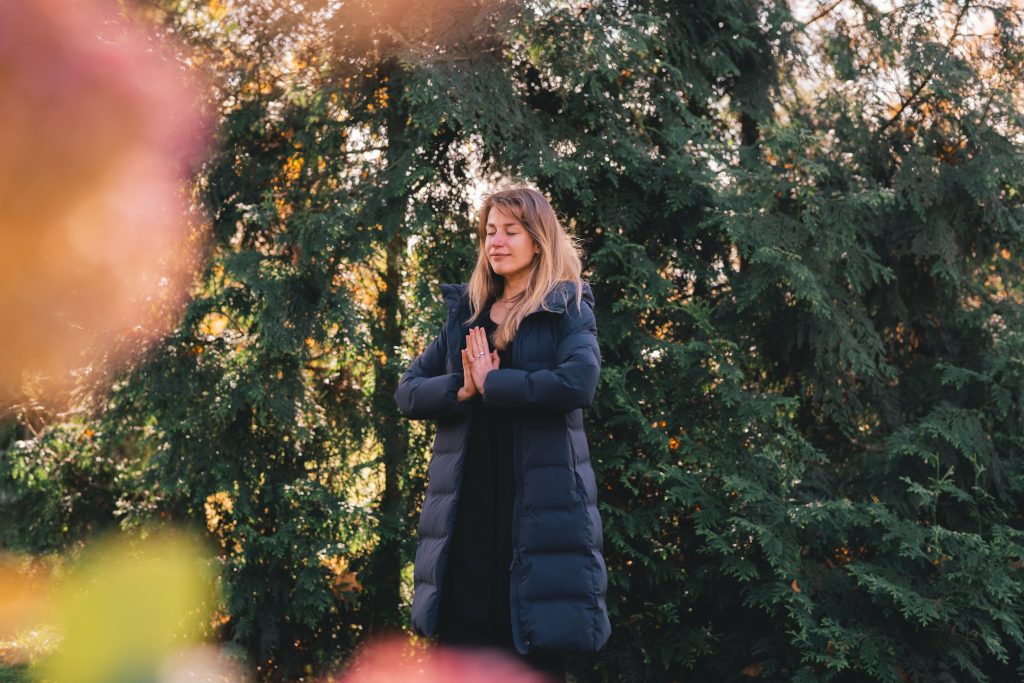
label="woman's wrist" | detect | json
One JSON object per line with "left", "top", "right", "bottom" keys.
{"left": 457, "top": 386, "right": 475, "bottom": 402}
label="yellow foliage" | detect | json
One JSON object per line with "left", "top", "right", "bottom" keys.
{"left": 282, "top": 154, "right": 304, "bottom": 183}
{"left": 320, "top": 555, "right": 363, "bottom": 601}
{"left": 207, "top": 0, "right": 231, "bottom": 22}
{"left": 198, "top": 312, "right": 229, "bottom": 337}
{"left": 204, "top": 491, "right": 235, "bottom": 538}
{"left": 274, "top": 195, "right": 292, "bottom": 220}
{"left": 39, "top": 528, "right": 216, "bottom": 683}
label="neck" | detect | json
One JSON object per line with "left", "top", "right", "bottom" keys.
{"left": 501, "top": 272, "right": 530, "bottom": 301}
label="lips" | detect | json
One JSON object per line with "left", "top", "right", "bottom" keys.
{"left": 491, "top": 254, "right": 509, "bottom": 260}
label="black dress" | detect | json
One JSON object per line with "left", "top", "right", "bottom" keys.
{"left": 436, "top": 302, "right": 566, "bottom": 681}
{"left": 437, "top": 303, "right": 516, "bottom": 647}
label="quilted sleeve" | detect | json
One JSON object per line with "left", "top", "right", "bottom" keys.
{"left": 394, "top": 324, "right": 473, "bottom": 421}
{"left": 481, "top": 300, "right": 600, "bottom": 413}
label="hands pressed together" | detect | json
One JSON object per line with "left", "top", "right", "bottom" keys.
{"left": 457, "top": 325, "right": 501, "bottom": 402}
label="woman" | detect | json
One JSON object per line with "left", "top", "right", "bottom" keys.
{"left": 394, "top": 187, "right": 611, "bottom": 681}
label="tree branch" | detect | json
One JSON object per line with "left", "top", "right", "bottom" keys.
{"left": 804, "top": 0, "right": 846, "bottom": 26}
{"left": 876, "top": 1, "right": 971, "bottom": 137}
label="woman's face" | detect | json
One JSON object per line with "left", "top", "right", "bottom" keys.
{"left": 485, "top": 205, "right": 539, "bottom": 280}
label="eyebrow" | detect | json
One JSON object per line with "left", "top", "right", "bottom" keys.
{"left": 486, "top": 222, "right": 520, "bottom": 227}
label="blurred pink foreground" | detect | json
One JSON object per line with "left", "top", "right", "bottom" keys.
{"left": 0, "top": 0, "right": 212, "bottom": 405}
{"left": 334, "top": 635, "right": 551, "bottom": 683}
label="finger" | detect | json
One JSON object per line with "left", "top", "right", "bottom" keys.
{"left": 479, "top": 330, "right": 493, "bottom": 367}
{"left": 462, "top": 350, "right": 476, "bottom": 389}
{"left": 472, "top": 329, "right": 486, "bottom": 366}
{"left": 472, "top": 326, "right": 485, "bottom": 359}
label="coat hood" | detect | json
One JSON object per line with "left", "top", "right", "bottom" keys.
{"left": 439, "top": 280, "right": 594, "bottom": 317}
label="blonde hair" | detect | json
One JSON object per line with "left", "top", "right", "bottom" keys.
{"left": 464, "top": 186, "right": 585, "bottom": 350}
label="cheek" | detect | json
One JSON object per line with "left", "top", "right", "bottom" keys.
{"left": 512, "top": 235, "right": 534, "bottom": 254}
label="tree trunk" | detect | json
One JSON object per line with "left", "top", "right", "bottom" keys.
{"left": 366, "top": 58, "right": 410, "bottom": 635}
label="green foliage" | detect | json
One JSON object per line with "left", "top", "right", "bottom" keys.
{"left": 0, "top": 420, "right": 132, "bottom": 551}
{"left": 0, "top": 665, "right": 30, "bottom": 683}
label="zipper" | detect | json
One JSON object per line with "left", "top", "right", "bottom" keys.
{"left": 506, "top": 290, "right": 571, "bottom": 652}
{"left": 508, "top": 322, "right": 526, "bottom": 648}
{"left": 510, "top": 320, "right": 523, "bottom": 554}
{"left": 508, "top": 304, "right": 549, "bottom": 575}
{"left": 508, "top": 419, "right": 528, "bottom": 652}
{"left": 509, "top": 419, "right": 523, "bottom": 570}
{"left": 509, "top": 423, "right": 520, "bottom": 573}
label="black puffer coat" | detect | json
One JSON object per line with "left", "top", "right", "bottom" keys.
{"left": 394, "top": 279, "right": 611, "bottom": 654}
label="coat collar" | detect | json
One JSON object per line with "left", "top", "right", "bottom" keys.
{"left": 440, "top": 280, "right": 594, "bottom": 317}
